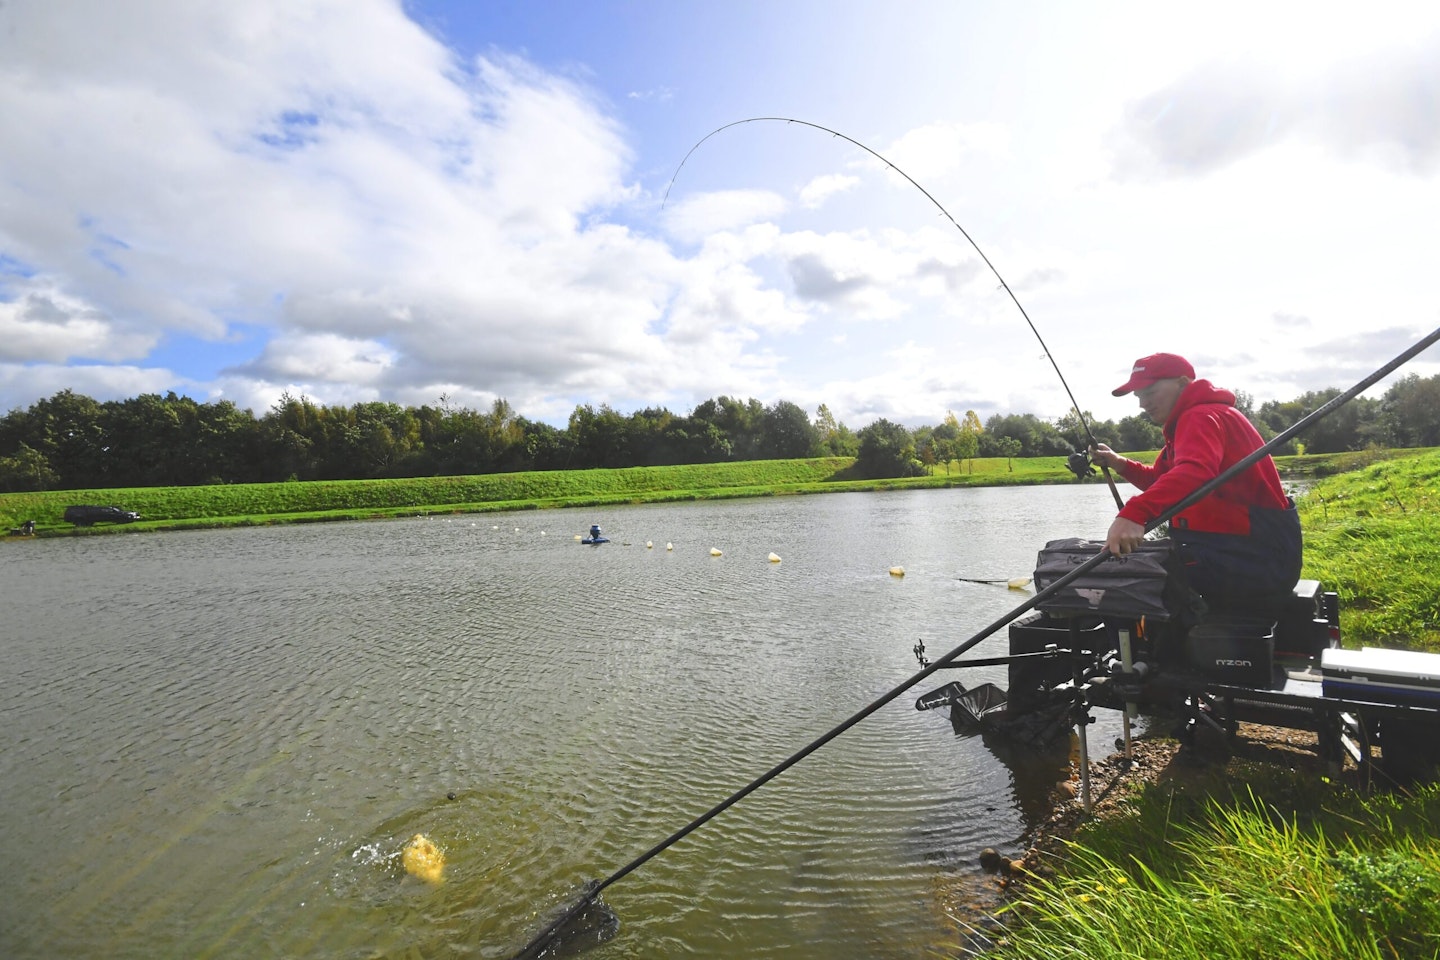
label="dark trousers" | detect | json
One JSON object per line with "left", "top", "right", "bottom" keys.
{"left": 1173, "top": 502, "right": 1303, "bottom": 618}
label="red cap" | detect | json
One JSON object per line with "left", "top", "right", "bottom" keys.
{"left": 1112, "top": 353, "right": 1195, "bottom": 396}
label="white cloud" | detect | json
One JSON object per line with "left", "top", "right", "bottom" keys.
{"left": 771, "top": 226, "right": 984, "bottom": 320}
{"left": 236, "top": 332, "right": 396, "bottom": 385}
{"left": 660, "top": 189, "right": 788, "bottom": 244}
{"left": 0, "top": 0, "right": 695, "bottom": 417}
{"left": 798, "top": 174, "right": 859, "bottom": 209}
{"left": 626, "top": 87, "right": 675, "bottom": 103}
{"left": 0, "top": 286, "right": 157, "bottom": 362}
{"left": 0, "top": 362, "right": 185, "bottom": 409}
{"left": 875, "top": 121, "right": 1011, "bottom": 186}
{"left": 1115, "top": 31, "right": 1440, "bottom": 178}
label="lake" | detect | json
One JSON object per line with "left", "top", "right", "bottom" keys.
{"left": 0, "top": 484, "right": 1125, "bottom": 959}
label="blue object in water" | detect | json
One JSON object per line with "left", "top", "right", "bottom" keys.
{"left": 582, "top": 524, "right": 609, "bottom": 545}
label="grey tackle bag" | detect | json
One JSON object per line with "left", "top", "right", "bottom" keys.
{"left": 1033, "top": 537, "right": 1173, "bottom": 621}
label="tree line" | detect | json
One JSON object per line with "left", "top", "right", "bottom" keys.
{"left": 1, "top": 373, "right": 1438, "bottom": 493}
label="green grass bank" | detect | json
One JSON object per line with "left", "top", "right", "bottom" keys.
{"left": 0, "top": 448, "right": 1403, "bottom": 538}
{"left": 0, "top": 454, "right": 1086, "bottom": 534}
{"left": 991, "top": 776, "right": 1440, "bottom": 960}
{"left": 1295, "top": 448, "right": 1440, "bottom": 652}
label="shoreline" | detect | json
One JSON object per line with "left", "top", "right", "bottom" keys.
{"left": 2, "top": 447, "right": 1414, "bottom": 541}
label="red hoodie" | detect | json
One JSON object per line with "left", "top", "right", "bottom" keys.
{"left": 1114, "top": 379, "right": 1289, "bottom": 535}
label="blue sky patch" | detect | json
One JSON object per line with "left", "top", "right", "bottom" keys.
{"left": 257, "top": 110, "right": 322, "bottom": 150}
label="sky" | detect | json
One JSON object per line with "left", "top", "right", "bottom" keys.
{"left": 2, "top": 0, "right": 1439, "bottom": 431}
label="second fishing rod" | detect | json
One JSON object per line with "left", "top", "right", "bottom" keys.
{"left": 665, "top": 116, "right": 1125, "bottom": 506}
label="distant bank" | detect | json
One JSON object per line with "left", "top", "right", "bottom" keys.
{"left": 0, "top": 448, "right": 1419, "bottom": 538}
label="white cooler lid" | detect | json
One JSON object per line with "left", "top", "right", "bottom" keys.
{"left": 1321, "top": 646, "right": 1440, "bottom": 683}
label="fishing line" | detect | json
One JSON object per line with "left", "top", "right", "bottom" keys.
{"left": 508, "top": 325, "right": 1440, "bottom": 959}
{"left": 662, "top": 116, "right": 1124, "bottom": 508}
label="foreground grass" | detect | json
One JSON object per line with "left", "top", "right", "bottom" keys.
{"left": 991, "top": 775, "right": 1440, "bottom": 960}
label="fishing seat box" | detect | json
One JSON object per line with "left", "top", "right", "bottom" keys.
{"left": 1182, "top": 615, "right": 1275, "bottom": 686}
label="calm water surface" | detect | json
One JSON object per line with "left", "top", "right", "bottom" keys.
{"left": 1, "top": 486, "right": 1121, "bottom": 959}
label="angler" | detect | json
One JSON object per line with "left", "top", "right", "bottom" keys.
{"left": 1094, "top": 351, "right": 1303, "bottom": 620}
{"left": 919, "top": 329, "right": 1440, "bottom": 810}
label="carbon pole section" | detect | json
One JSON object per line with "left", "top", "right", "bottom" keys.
{"left": 508, "top": 325, "right": 1440, "bottom": 960}
{"left": 663, "top": 117, "right": 1126, "bottom": 510}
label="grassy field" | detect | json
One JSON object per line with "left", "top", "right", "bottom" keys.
{"left": 1295, "top": 448, "right": 1440, "bottom": 651}
{"left": 0, "top": 447, "right": 1394, "bottom": 537}
{"left": 0, "top": 454, "right": 1088, "bottom": 534}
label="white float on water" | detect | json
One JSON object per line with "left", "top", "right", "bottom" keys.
{"left": 768, "top": 552, "right": 781, "bottom": 563}
{"left": 646, "top": 541, "right": 654, "bottom": 549}
{"left": 666, "top": 542, "right": 674, "bottom": 551}
{"left": 710, "top": 547, "right": 723, "bottom": 556}
{"left": 889, "top": 566, "right": 905, "bottom": 577}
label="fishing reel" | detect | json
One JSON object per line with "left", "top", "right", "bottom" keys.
{"left": 1066, "top": 450, "right": 1097, "bottom": 480}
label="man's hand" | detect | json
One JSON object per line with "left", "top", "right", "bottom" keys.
{"left": 1089, "top": 443, "right": 1123, "bottom": 470}
{"left": 1106, "top": 516, "right": 1146, "bottom": 556}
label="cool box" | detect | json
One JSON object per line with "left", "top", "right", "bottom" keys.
{"left": 1321, "top": 647, "right": 1440, "bottom": 708}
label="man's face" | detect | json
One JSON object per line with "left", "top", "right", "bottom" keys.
{"left": 1135, "top": 378, "right": 1186, "bottom": 424}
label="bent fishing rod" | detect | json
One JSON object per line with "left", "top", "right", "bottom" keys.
{"left": 509, "top": 325, "right": 1440, "bottom": 959}
{"left": 663, "top": 116, "right": 1124, "bottom": 508}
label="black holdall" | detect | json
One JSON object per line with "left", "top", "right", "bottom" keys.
{"left": 1033, "top": 537, "right": 1173, "bottom": 621}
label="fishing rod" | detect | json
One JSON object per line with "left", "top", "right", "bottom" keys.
{"left": 662, "top": 116, "right": 1124, "bottom": 508}
{"left": 507, "top": 325, "right": 1440, "bottom": 959}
